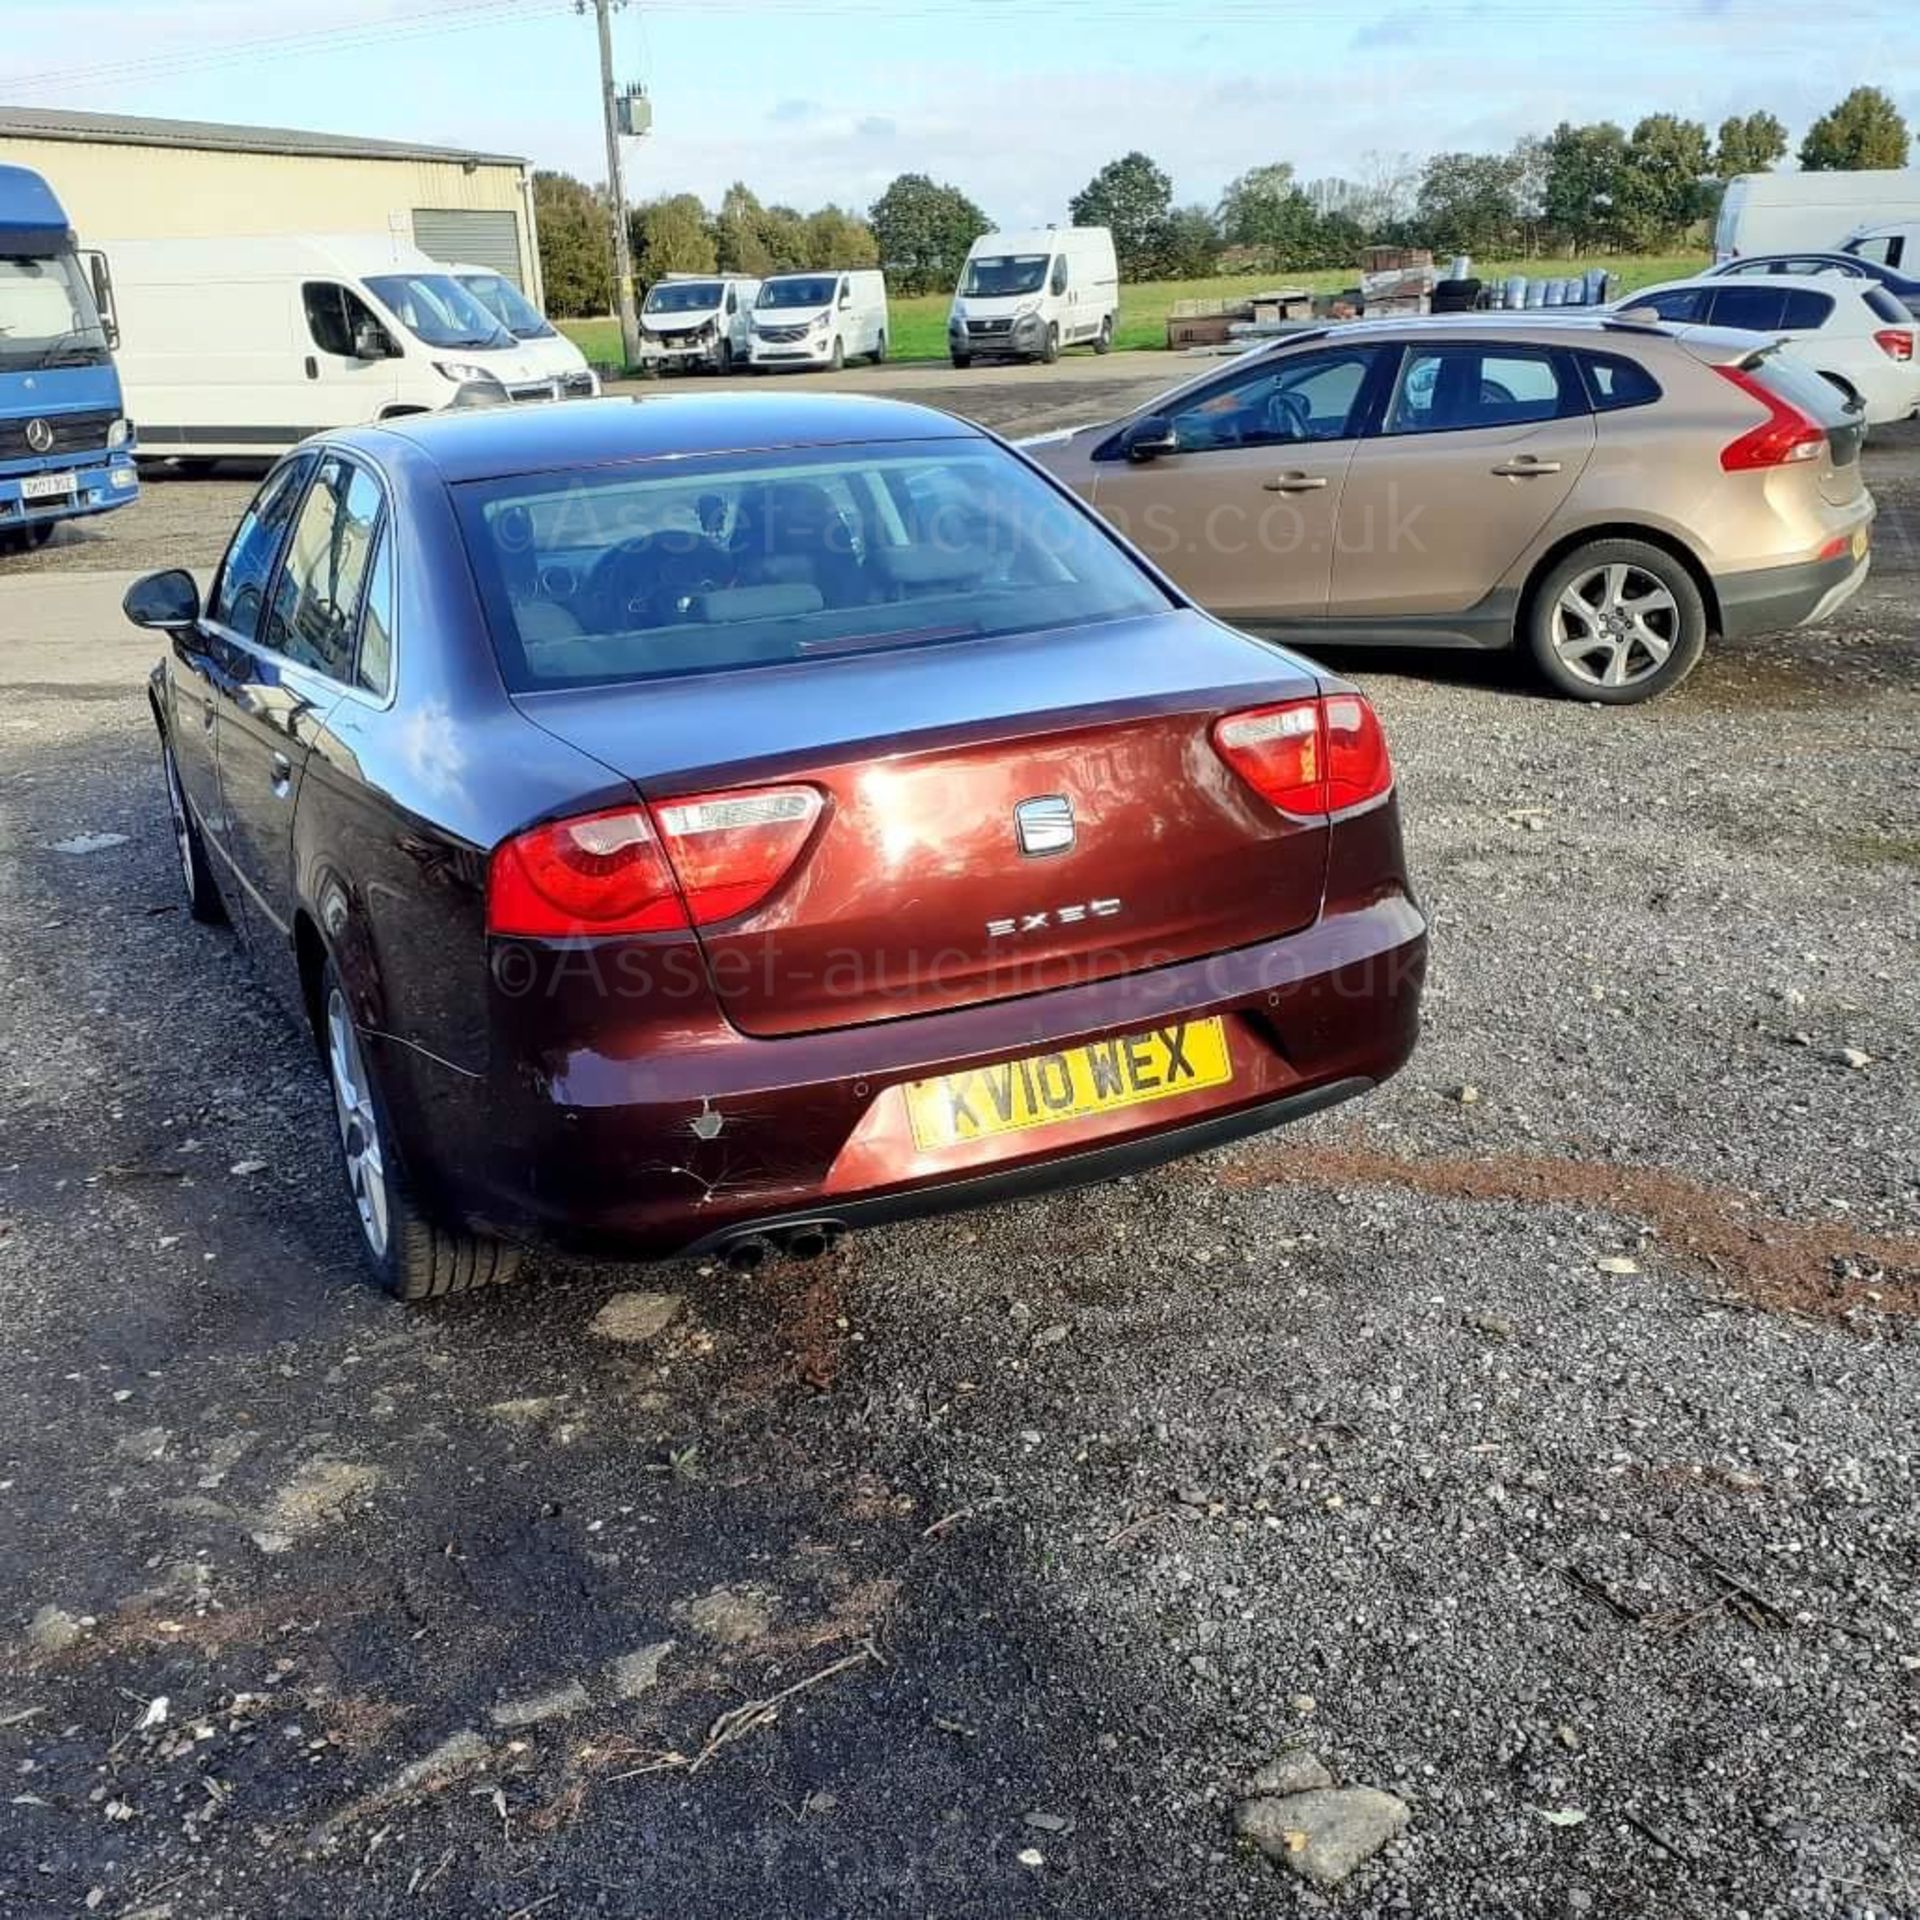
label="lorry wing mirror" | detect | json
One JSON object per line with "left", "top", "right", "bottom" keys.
{"left": 80, "top": 249, "right": 118, "bottom": 349}
{"left": 1121, "top": 414, "right": 1180, "bottom": 462}
{"left": 123, "top": 568, "right": 201, "bottom": 632}
{"left": 353, "top": 323, "right": 393, "bottom": 361}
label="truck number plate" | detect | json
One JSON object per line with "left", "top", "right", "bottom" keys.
{"left": 21, "top": 473, "right": 76, "bottom": 502}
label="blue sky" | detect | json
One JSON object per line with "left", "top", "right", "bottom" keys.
{"left": 2, "top": 0, "right": 1914, "bottom": 227}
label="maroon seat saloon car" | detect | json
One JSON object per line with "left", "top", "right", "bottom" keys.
{"left": 127, "top": 394, "right": 1426, "bottom": 1298}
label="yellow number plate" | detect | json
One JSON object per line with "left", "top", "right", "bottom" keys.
{"left": 904, "top": 1017, "right": 1233, "bottom": 1152}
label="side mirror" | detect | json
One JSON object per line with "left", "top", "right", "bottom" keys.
{"left": 123, "top": 568, "right": 201, "bottom": 631}
{"left": 1121, "top": 415, "right": 1180, "bottom": 462}
{"left": 353, "top": 324, "right": 391, "bottom": 361}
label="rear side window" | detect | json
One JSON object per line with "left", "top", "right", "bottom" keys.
{"left": 357, "top": 526, "right": 395, "bottom": 698}
{"left": 1578, "top": 352, "right": 1663, "bottom": 412}
{"left": 1780, "top": 290, "right": 1835, "bottom": 329}
{"left": 209, "top": 455, "right": 313, "bottom": 640}
{"left": 1384, "top": 346, "right": 1574, "bottom": 434}
{"left": 1708, "top": 286, "right": 1787, "bottom": 331}
{"left": 1863, "top": 286, "right": 1908, "bottom": 325}
{"left": 262, "top": 456, "right": 384, "bottom": 680}
{"left": 456, "top": 440, "right": 1172, "bottom": 690}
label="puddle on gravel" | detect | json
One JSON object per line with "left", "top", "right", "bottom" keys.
{"left": 1215, "top": 1137, "right": 1920, "bottom": 1325}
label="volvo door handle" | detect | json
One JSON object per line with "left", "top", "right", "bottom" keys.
{"left": 1263, "top": 472, "right": 1328, "bottom": 493}
{"left": 1492, "top": 458, "right": 1562, "bottom": 476}
{"left": 269, "top": 751, "right": 293, "bottom": 795}
{"left": 201, "top": 698, "right": 216, "bottom": 733}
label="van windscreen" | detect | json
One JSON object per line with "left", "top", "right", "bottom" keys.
{"left": 364, "top": 273, "right": 511, "bottom": 350}
{"left": 962, "top": 254, "right": 1050, "bottom": 298}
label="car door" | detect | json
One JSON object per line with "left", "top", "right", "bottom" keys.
{"left": 301, "top": 281, "right": 402, "bottom": 428}
{"left": 171, "top": 453, "right": 315, "bottom": 909}
{"left": 216, "top": 452, "right": 381, "bottom": 958}
{"left": 1328, "top": 342, "right": 1595, "bottom": 624}
{"left": 1087, "top": 343, "right": 1391, "bottom": 625}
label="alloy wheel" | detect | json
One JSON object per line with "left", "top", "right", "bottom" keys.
{"left": 326, "top": 988, "right": 390, "bottom": 1259}
{"left": 1549, "top": 562, "right": 1679, "bottom": 689}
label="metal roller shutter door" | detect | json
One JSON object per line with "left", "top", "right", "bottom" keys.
{"left": 411, "top": 209, "right": 523, "bottom": 285}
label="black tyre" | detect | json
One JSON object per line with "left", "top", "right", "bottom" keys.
{"left": 716, "top": 340, "right": 733, "bottom": 373}
{"left": 950, "top": 352, "right": 972, "bottom": 370}
{"left": 1525, "top": 538, "right": 1707, "bottom": 704}
{"left": 828, "top": 336, "right": 845, "bottom": 372}
{"left": 160, "top": 734, "right": 226, "bottom": 924}
{"left": 1093, "top": 315, "right": 1114, "bottom": 355}
{"left": 871, "top": 331, "right": 888, "bottom": 365}
{"left": 1040, "top": 323, "right": 1060, "bottom": 365}
{"left": 319, "top": 960, "right": 521, "bottom": 1301}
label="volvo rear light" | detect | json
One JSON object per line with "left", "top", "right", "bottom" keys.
{"left": 651, "top": 785, "right": 823, "bottom": 924}
{"left": 488, "top": 784, "right": 823, "bottom": 937}
{"left": 1212, "top": 694, "right": 1394, "bottom": 817}
{"left": 1873, "top": 327, "right": 1915, "bottom": 362}
{"left": 1715, "top": 364, "right": 1826, "bottom": 470}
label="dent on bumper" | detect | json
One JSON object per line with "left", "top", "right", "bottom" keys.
{"left": 406, "top": 892, "right": 1428, "bottom": 1259}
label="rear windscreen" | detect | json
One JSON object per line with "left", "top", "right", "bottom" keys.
{"left": 455, "top": 439, "right": 1173, "bottom": 689}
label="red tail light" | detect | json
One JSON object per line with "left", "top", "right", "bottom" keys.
{"left": 1715, "top": 364, "right": 1826, "bottom": 470}
{"left": 488, "top": 784, "right": 822, "bottom": 937}
{"left": 1212, "top": 693, "right": 1393, "bottom": 818}
{"left": 1874, "top": 327, "right": 1914, "bottom": 362}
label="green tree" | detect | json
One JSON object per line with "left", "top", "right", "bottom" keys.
{"left": 1216, "top": 163, "right": 1320, "bottom": 270}
{"left": 715, "top": 181, "right": 776, "bottom": 277}
{"left": 1415, "top": 150, "right": 1523, "bottom": 255}
{"left": 1155, "top": 204, "right": 1222, "bottom": 278}
{"left": 1715, "top": 110, "right": 1788, "bottom": 176}
{"left": 868, "top": 172, "right": 990, "bottom": 293}
{"left": 630, "top": 192, "right": 716, "bottom": 287}
{"left": 532, "top": 169, "right": 611, "bottom": 317}
{"left": 1614, "top": 114, "right": 1713, "bottom": 248}
{"left": 804, "top": 205, "right": 880, "bottom": 268}
{"left": 1800, "top": 86, "right": 1911, "bottom": 170}
{"left": 1070, "top": 150, "right": 1174, "bottom": 278}
{"left": 1541, "top": 121, "right": 1627, "bottom": 251}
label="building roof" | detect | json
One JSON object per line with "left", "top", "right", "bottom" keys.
{"left": 0, "top": 104, "right": 524, "bottom": 169}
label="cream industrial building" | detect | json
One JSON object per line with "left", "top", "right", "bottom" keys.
{"left": 0, "top": 104, "right": 542, "bottom": 299}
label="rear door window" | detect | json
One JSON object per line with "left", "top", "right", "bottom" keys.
{"left": 208, "top": 455, "right": 315, "bottom": 640}
{"left": 1707, "top": 286, "right": 1788, "bottom": 331}
{"left": 1634, "top": 287, "right": 1708, "bottom": 323}
{"left": 1383, "top": 346, "right": 1574, "bottom": 434}
{"left": 261, "top": 456, "right": 384, "bottom": 680}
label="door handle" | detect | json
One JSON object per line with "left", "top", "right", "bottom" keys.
{"left": 269, "top": 751, "right": 293, "bottom": 795}
{"left": 305, "top": 355, "right": 319, "bottom": 380}
{"left": 1492, "top": 458, "right": 1563, "bottom": 476}
{"left": 1263, "top": 472, "right": 1328, "bottom": 492}
{"left": 201, "top": 698, "right": 216, "bottom": 733}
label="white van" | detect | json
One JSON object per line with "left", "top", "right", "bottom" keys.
{"left": 948, "top": 227, "right": 1119, "bottom": 366}
{"left": 637, "top": 273, "right": 760, "bottom": 373}
{"left": 1844, "top": 220, "right": 1920, "bottom": 273}
{"left": 449, "top": 263, "right": 598, "bottom": 395}
{"left": 104, "top": 233, "right": 577, "bottom": 460}
{"left": 1715, "top": 169, "right": 1920, "bottom": 261}
{"left": 747, "top": 269, "right": 888, "bottom": 371}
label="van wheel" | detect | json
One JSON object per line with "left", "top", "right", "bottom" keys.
{"left": 1040, "top": 323, "right": 1060, "bottom": 365}
{"left": 320, "top": 961, "right": 521, "bottom": 1301}
{"left": 828, "top": 337, "right": 845, "bottom": 372}
{"left": 871, "top": 332, "right": 888, "bottom": 365}
{"left": 950, "top": 351, "right": 972, "bottom": 369}
{"left": 1093, "top": 315, "right": 1114, "bottom": 355}
{"left": 716, "top": 340, "right": 734, "bottom": 373}
{"left": 1525, "top": 539, "right": 1707, "bottom": 704}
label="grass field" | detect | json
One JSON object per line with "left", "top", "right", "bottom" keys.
{"left": 560, "top": 254, "right": 1708, "bottom": 370}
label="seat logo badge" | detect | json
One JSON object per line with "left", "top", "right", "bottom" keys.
{"left": 1014, "top": 794, "right": 1074, "bottom": 857}
{"left": 25, "top": 418, "right": 54, "bottom": 453}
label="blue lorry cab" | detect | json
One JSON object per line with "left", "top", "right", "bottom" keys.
{"left": 0, "top": 164, "right": 138, "bottom": 552}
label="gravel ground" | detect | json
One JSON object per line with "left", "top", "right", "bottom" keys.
{"left": 0, "top": 391, "right": 1915, "bottom": 1920}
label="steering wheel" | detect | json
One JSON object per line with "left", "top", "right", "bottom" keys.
{"left": 1261, "top": 389, "right": 1313, "bottom": 442}
{"left": 583, "top": 534, "right": 735, "bottom": 629}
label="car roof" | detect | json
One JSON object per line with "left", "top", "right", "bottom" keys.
{"left": 1636, "top": 271, "right": 1868, "bottom": 295}
{"left": 1313, "top": 311, "right": 1658, "bottom": 344}
{"left": 354, "top": 392, "right": 981, "bottom": 482}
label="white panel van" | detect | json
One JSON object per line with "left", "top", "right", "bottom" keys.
{"left": 1715, "top": 170, "right": 1920, "bottom": 262}
{"left": 746, "top": 270, "right": 888, "bottom": 371}
{"left": 449, "top": 263, "right": 598, "bottom": 395}
{"left": 948, "top": 227, "right": 1119, "bottom": 366}
{"left": 637, "top": 273, "right": 761, "bottom": 372}
{"left": 104, "top": 233, "right": 580, "bottom": 460}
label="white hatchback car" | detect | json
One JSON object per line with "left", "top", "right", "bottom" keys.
{"left": 1620, "top": 274, "right": 1920, "bottom": 426}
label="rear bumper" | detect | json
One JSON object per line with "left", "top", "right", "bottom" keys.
{"left": 394, "top": 889, "right": 1427, "bottom": 1262}
{"left": 1717, "top": 541, "right": 1871, "bottom": 639}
